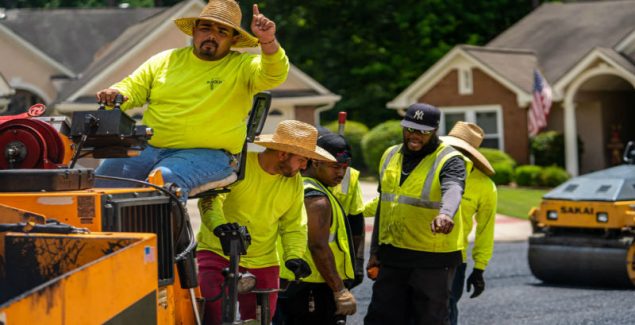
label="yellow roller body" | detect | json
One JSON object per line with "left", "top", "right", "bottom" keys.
{"left": 528, "top": 162, "right": 635, "bottom": 288}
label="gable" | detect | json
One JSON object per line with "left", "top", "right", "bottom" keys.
{"left": 554, "top": 47, "right": 635, "bottom": 95}
{"left": 387, "top": 45, "right": 534, "bottom": 110}
{"left": 0, "top": 7, "right": 163, "bottom": 74}
{"left": 0, "top": 23, "right": 74, "bottom": 78}
{"left": 0, "top": 27, "right": 71, "bottom": 103}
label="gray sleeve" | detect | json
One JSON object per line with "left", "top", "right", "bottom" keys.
{"left": 439, "top": 156, "right": 466, "bottom": 218}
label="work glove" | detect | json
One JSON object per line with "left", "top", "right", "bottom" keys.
{"left": 213, "top": 222, "right": 240, "bottom": 237}
{"left": 285, "top": 258, "right": 312, "bottom": 280}
{"left": 466, "top": 268, "right": 485, "bottom": 298}
{"left": 333, "top": 288, "right": 357, "bottom": 315}
{"left": 213, "top": 223, "right": 251, "bottom": 255}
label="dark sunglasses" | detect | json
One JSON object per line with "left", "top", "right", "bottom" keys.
{"left": 405, "top": 127, "right": 434, "bottom": 135}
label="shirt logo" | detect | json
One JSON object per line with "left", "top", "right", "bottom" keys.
{"left": 207, "top": 79, "right": 223, "bottom": 90}
{"left": 413, "top": 110, "right": 424, "bottom": 120}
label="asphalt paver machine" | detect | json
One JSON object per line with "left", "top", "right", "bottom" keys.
{"left": 0, "top": 92, "right": 272, "bottom": 324}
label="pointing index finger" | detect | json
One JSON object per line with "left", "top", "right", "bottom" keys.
{"left": 253, "top": 4, "right": 260, "bottom": 16}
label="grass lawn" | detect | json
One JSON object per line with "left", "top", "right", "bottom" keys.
{"left": 497, "top": 186, "right": 550, "bottom": 219}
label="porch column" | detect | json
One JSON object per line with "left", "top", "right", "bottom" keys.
{"left": 564, "top": 96, "right": 579, "bottom": 176}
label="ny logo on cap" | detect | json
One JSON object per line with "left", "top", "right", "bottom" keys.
{"left": 413, "top": 110, "right": 424, "bottom": 120}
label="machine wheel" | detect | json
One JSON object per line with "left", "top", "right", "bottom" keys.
{"left": 528, "top": 234, "right": 635, "bottom": 287}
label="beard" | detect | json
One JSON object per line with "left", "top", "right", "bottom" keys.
{"left": 278, "top": 157, "right": 300, "bottom": 177}
{"left": 196, "top": 40, "right": 218, "bottom": 60}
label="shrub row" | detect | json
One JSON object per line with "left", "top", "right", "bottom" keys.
{"left": 322, "top": 119, "right": 570, "bottom": 188}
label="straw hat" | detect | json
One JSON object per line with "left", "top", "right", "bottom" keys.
{"left": 173, "top": 0, "right": 259, "bottom": 48}
{"left": 440, "top": 122, "right": 495, "bottom": 176}
{"left": 255, "top": 120, "right": 336, "bottom": 162}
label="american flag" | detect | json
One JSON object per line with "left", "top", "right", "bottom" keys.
{"left": 528, "top": 69, "right": 552, "bottom": 136}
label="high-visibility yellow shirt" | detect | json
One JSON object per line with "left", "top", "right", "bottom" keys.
{"left": 330, "top": 167, "right": 364, "bottom": 216}
{"left": 196, "top": 152, "right": 307, "bottom": 268}
{"left": 461, "top": 168, "right": 497, "bottom": 270}
{"left": 113, "top": 46, "right": 289, "bottom": 154}
{"left": 363, "top": 196, "right": 379, "bottom": 218}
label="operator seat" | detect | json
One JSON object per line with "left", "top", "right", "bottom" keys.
{"left": 188, "top": 92, "right": 271, "bottom": 198}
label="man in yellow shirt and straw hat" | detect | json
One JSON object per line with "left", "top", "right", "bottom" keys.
{"left": 95, "top": 0, "right": 289, "bottom": 201}
{"left": 440, "top": 121, "right": 497, "bottom": 325}
{"left": 197, "top": 120, "right": 335, "bottom": 325}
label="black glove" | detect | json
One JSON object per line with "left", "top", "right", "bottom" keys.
{"left": 213, "top": 222, "right": 240, "bottom": 237}
{"left": 213, "top": 223, "right": 251, "bottom": 255}
{"left": 285, "top": 258, "right": 312, "bottom": 280}
{"left": 466, "top": 268, "right": 485, "bottom": 298}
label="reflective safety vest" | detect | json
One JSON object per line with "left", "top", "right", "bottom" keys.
{"left": 330, "top": 167, "right": 364, "bottom": 216}
{"left": 281, "top": 177, "right": 355, "bottom": 283}
{"left": 377, "top": 143, "right": 471, "bottom": 252}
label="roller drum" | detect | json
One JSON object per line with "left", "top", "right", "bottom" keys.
{"left": 528, "top": 235, "right": 635, "bottom": 287}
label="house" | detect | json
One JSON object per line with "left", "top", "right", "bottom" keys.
{"left": 0, "top": 0, "right": 339, "bottom": 136}
{"left": 0, "top": 73, "right": 12, "bottom": 111}
{"left": 387, "top": 0, "right": 635, "bottom": 176}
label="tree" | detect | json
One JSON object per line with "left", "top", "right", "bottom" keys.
{"left": 242, "top": 0, "right": 534, "bottom": 127}
{"left": 6, "top": 0, "right": 535, "bottom": 127}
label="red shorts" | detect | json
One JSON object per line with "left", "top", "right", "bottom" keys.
{"left": 197, "top": 250, "right": 280, "bottom": 325}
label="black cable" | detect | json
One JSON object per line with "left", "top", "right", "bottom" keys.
{"left": 94, "top": 174, "right": 196, "bottom": 261}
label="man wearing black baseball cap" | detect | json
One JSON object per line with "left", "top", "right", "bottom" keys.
{"left": 365, "top": 103, "right": 472, "bottom": 325}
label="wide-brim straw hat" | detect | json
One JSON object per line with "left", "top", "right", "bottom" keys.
{"left": 174, "top": 0, "right": 259, "bottom": 48}
{"left": 255, "top": 120, "right": 336, "bottom": 162}
{"left": 440, "top": 121, "right": 495, "bottom": 176}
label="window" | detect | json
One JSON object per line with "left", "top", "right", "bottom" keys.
{"left": 439, "top": 105, "right": 504, "bottom": 150}
{"left": 458, "top": 68, "right": 473, "bottom": 95}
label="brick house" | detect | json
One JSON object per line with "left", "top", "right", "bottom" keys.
{"left": 387, "top": 1, "right": 635, "bottom": 176}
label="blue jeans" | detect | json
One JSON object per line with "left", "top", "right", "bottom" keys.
{"left": 449, "top": 263, "right": 467, "bottom": 325}
{"left": 94, "top": 145, "right": 234, "bottom": 200}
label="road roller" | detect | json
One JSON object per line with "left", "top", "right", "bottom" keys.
{"left": 528, "top": 141, "right": 635, "bottom": 287}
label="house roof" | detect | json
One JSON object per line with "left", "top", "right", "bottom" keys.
{"left": 57, "top": 1, "right": 192, "bottom": 101}
{"left": 0, "top": 6, "right": 163, "bottom": 74}
{"left": 487, "top": 0, "right": 635, "bottom": 83}
{"left": 387, "top": 45, "right": 536, "bottom": 109}
{"left": 460, "top": 45, "right": 537, "bottom": 93}
{"left": 596, "top": 47, "right": 635, "bottom": 76}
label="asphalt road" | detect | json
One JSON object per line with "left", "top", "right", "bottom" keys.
{"left": 347, "top": 240, "right": 635, "bottom": 325}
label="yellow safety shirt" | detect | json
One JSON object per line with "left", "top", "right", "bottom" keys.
{"left": 197, "top": 152, "right": 306, "bottom": 268}
{"left": 461, "top": 168, "right": 497, "bottom": 270}
{"left": 113, "top": 46, "right": 289, "bottom": 154}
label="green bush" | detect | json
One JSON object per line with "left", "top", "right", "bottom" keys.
{"left": 479, "top": 147, "right": 516, "bottom": 183}
{"left": 539, "top": 165, "right": 570, "bottom": 187}
{"left": 324, "top": 120, "right": 369, "bottom": 170}
{"left": 361, "top": 120, "right": 402, "bottom": 174}
{"left": 479, "top": 148, "right": 516, "bottom": 168}
{"left": 531, "top": 131, "right": 584, "bottom": 168}
{"left": 531, "top": 131, "right": 564, "bottom": 167}
{"left": 515, "top": 165, "right": 543, "bottom": 187}
{"left": 490, "top": 162, "right": 513, "bottom": 185}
